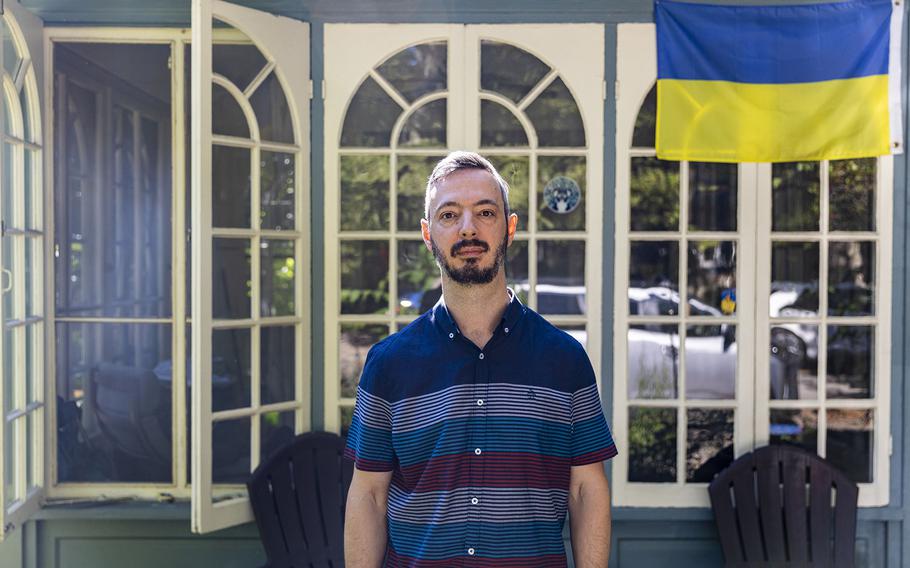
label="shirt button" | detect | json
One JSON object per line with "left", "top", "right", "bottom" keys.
{"left": 477, "top": 399, "right": 484, "bottom": 406}
{"left": 475, "top": 448, "right": 482, "bottom": 455}
{"left": 478, "top": 353, "right": 484, "bottom": 360}
{"left": 504, "top": 327, "right": 509, "bottom": 334}
{"left": 467, "top": 548, "right": 475, "bottom": 556}
{"left": 449, "top": 332, "right": 455, "bottom": 339}
{"left": 471, "top": 497, "right": 479, "bottom": 505}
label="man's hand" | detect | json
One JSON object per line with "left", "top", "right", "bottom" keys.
{"left": 568, "top": 462, "right": 612, "bottom": 567}
{"left": 344, "top": 468, "right": 393, "bottom": 567}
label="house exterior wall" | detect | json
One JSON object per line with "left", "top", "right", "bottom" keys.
{"left": 2, "top": 0, "right": 908, "bottom": 566}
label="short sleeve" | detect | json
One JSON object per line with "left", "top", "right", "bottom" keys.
{"left": 570, "top": 354, "right": 618, "bottom": 466}
{"left": 344, "top": 343, "right": 396, "bottom": 472}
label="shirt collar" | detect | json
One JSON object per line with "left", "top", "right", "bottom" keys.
{"left": 431, "top": 288, "right": 524, "bottom": 337}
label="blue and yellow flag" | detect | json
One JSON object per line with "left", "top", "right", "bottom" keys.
{"left": 655, "top": 0, "right": 903, "bottom": 163}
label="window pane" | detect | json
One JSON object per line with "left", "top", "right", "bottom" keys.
{"left": 630, "top": 157, "right": 680, "bottom": 232}
{"left": 341, "top": 155, "right": 389, "bottom": 231}
{"left": 1, "top": 142, "right": 10, "bottom": 228}
{"left": 828, "top": 241, "right": 874, "bottom": 316}
{"left": 341, "top": 241, "right": 389, "bottom": 314}
{"left": 686, "top": 408, "right": 733, "bottom": 482}
{"left": 260, "top": 151, "right": 296, "bottom": 231}
{"left": 506, "top": 240, "right": 529, "bottom": 304}
{"left": 249, "top": 72, "right": 294, "bottom": 144}
{"left": 2, "top": 20, "right": 21, "bottom": 79}
{"left": 261, "top": 326, "right": 294, "bottom": 405}
{"left": 481, "top": 100, "right": 528, "bottom": 147}
{"left": 24, "top": 149, "right": 35, "bottom": 229}
{"left": 213, "top": 42, "right": 267, "bottom": 93}
{"left": 628, "top": 324, "right": 679, "bottom": 399}
{"left": 772, "top": 162, "right": 819, "bottom": 232}
{"left": 487, "top": 155, "right": 529, "bottom": 223}
{"left": 340, "top": 406, "right": 354, "bottom": 438}
{"left": 26, "top": 323, "right": 38, "bottom": 404}
{"left": 376, "top": 42, "right": 447, "bottom": 103}
{"left": 213, "top": 145, "right": 251, "bottom": 229}
{"left": 397, "top": 240, "right": 438, "bottom": 315}
{"left": 629, "top": 241, "right": 679, "bottom": 299}
{"left": 2, "top": 234, "right": 14, "bottom": 320}
{"left": 537, "top": 241, "right": 585, "bottom": 315}
{"left": 770, "top": 409, "right": 818, "bottom": 453}
{"left": 830, "top": 158, "right": 875, "bottom": 231}
{"left": 55, "top": 322, "right": 172, "bottom": 483}
{"left": 827, "top": 325, "right": 873, "bottom": 399}
{"left": 340, "top": 324, "right": 389, "bottom": 398}
{"left": 340, "top": 76, "right": 402, "bottom": 147}
{"left": 538, "top": 156, "right": 585, "bottom": 231}
{"left": 525, "top": 77, "right": 585, "bottom": 147}
{"left": 212, "top": 238, "right": 251, "bottom": 320}
{"left": 4, "top": 418, "right": 13, "bottom": 505}
{"left": 398, "top": 99, "right": 446, "bottom": 148}
{"left": 480, "top": 41, "right": 550, "bottom": 104}
{"left": 770, "top": 242, "right": 819, "bottom": 316}
{"left": 396, "top": 155, "right": 439, "bottom": 232}
{"left": 2, "top": 325, "right": 13, "bottom": 414}
{"left": 261, "top": 411, "right": 295, "bottom": 463}
{"left": 213, "top": 418, "right": 250, "bottom": 483}
{"left": 632, "top": 85, "right": 656, "bottom": 148}
{"left": 212, "top": 327, "right": 252, "bottom": 412}
{"left": 827, "top": 409, "right": 873, "bottom": 483}
{"left": 770, "top": 325, "right": 818, "bottom": 400}
{"left": 26, "top": 412, "right": 34, "bottom": 491}
{"left": 685, "top": 325, "right": 736, "bottom": 400}
{"left": 212, "top": 83, "right": 249, "bottom": 138}
{"left": 261, "top": 239, "right": 295, "bottom": 317}
{"left": 628, "top": 407, "right": 677, "bottom": 482}
{"left": 688, "top": 163, "right": 737, "bottom": 232}
{"left": 687, "top": 240, "right": 736, "bottom": 316}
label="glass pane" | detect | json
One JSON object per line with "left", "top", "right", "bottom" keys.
{"left": 249, "top": 71, "right": 294, "bottom": 144}
{"left": 24, "top": 146, "right": 34, "bottom": 229}
{"left": 830, "top": 158, "right": 875, "bottom": 231}
{"left": 525, "top": 77, "right": 585, "bottom": 147}
{"left": 686, "top": 408, "right": 733, "bottom": 482}
{"left": 828, "top": 241, "right": 874, "bottom": 316}
{"left": 261, "top": 326, "right": 295, "bottom": 404}
{"left": 398, "top": 240, "right": 438, "bottom": 315}
{"left": 772, "top": 162, "right": 820, "bottom": 232}
{"left": 341, "top": 155, "right": 390, "bottom": 231}
{"left": 3, "top": 325, "right": 12, "bottom": 414}
{"left": 55, "top": 322, "right": 172, "bottom": 483}
{"left": 213, "top": 418, "right": 250, "bottom": 483}
{"left": 481, "top": 100, "right": 528, "bottom": 147}
{"left": 396, "top": 155, "right": 439, "bottom": 231}
{"left": 261, "top": 410, "right": 295, "bottom": 462}
{"left": 212, "top": 327, "right": 252, "bottom": 412}
{"left": 827, "top": 409, "right": 872, "bottom": 483}
{"left": 26, "top": 412, "right": 34, "bottom": 491}
{"left": 689, "top": 163, "right": 737, "bottom": 232}
{"left": 628, "top": 407, "right": 677, "bottom": 482}
{"left": 4, "top": 418, "right": 13, "bottom": 505}
{"left": 630, "top": 157, "right": 680, "bottom": 232}
{"left": 261, "top": 151, "right": 296, "bottom": 231}
{"left": 341, "top": 240, "right": 389, "bottom": 314}
{"left": 213, "top": 42, "right": 267, "bottom": 93}
{"left": 480, "top": 41, "right": 551, "bottom": 104}
{"left": 3, "top": 234, "right": 14, "bottom": 319}
{"left": 628, "top": 324, "right": 679, "bottom": 399}
{"left": 212, "top": 145, "right": 251, "bottom": 228}
{"left": 506, "top": 240, "right": 528, "bottom": 304}
{"left": 487, "top": 155, "right": 529, "bottom": 223}
{"left": 340, "top": 406, "right": 354, "bottom": 438}
{"left": 340, "top": 76, "right": 403, "bottom": 147}
{"left": 770, "top": 409, "right": 818, "bottom": 453}
{"left": 26, "top": 323, "right": 38, "bottom": 404}
{"left": 827, "top": 325, "right": 873, "bottom": 399}
{"left": 376, "top": 42, "right": 447, "bottom": 102}
{"left": 685, "top": 325, "right": 736, "bottom": 400}
{"left": 261, "top": 239, "right": 295, "bottom": 317}
{"left": 632, "top": 85, "right": 656, "bottom": 148}
{"left": 629, "top": 241, "right": 679, "bottom": 299}
{"left": 1, "top": 143, "right": 11, "bottom": 229}
{"left": 398, "top": 99, "right": 446, "bottom": 148}
{"left": 537, "top": 240, "right": 585, "bottom": 315}
{"left": 687, "top": 240, "right": 736, "bottom": 316}
{"left": 770, "top": 242, "right": 819, "bottom": 316}
{"left": 770, "top": 325, "right": 818, "bottom": 400}
{"left": 213, "top": 238, "right": 251, "bottom": 319}
{"left": 340, "top": 324, "right": 389, "bottom": 398}
{"left": 24, "top": 236, "right": 36, "bottom": 318}
{"left": 538, "top": 156, "right": 585, "bottom": 231}
{"left": 212, "top": 83, "right": 250, "bottom": 138}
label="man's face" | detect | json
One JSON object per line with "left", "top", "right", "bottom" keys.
{"left": 421, "top": 169, "right": 518, "bottom": 286}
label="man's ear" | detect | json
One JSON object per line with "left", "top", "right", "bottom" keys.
{"left": 507, "top": 213, "right": 518, "bottom": 245}
{"left": 421, "top": 218, "right": 432, "bottom": 251}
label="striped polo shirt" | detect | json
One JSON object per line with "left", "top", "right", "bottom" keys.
{"left": 345, "top": 292, "right": 617, "bottom": 567}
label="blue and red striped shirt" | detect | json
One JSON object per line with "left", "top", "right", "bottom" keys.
{"left": 345, "top": 293, "right": 617, "bottom": 567}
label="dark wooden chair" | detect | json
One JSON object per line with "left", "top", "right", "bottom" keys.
{"left": 708, "top": 444, "right": 858, "bottom": 568}
{"left": 247, "top": 431, "right": 354, "bottom": 568}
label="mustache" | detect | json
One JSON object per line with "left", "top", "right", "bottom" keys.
{"left": 451, "top": 239, "right": 490, "bottom": 256}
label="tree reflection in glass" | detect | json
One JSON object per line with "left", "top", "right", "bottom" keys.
{"left": 628, "top": 324, "right": 678, "bottom": 399}
{"left": 340, "top": 155, "right": 389, "bottom": 231}
{"left": 340, "top": 324, "right": 388, "bottom": 398}
{"left": 828, "top": 241, "right": 875, "bottom": 316}
{"left": 688, "top": 162, "right": 737, "bottom": 232}
{"left": 769, "top": 408, "right": 818, "bottom": 453}
{"left": 830, "top": 158, "right": 875, "bottom": 231}
{"left": 630, "top": 157, "right": 679, "bottom": 232}
{"left": 772, "top": 162, "right": 819, "bottom": 232}
{"left": 827, "top": 409, "right": 873, "bottom": 483}
{"left": 628, "top": 406, "right": 677, "bottom": 482}
{"left": 687, "top": 240, "right": 736, "bottom": 316}
{"left": 686, "top": 408, "right": 733, "bottom": 482}
{"left": 340, "top": 240, "right": 389, "bottom": 314}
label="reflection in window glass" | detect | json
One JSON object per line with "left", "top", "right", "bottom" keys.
{"left": 260, "top": 151, "right": 296, "bottom": 231}
{"left": 770, "top": 242, "right": 819, "bottom": 316}
{"left": 538, "top": 156, "right": 585, "bottom": 231}
{"left": 397, "top": 155, "right": 439, "bottom": 231}
{"left": 628, "top": 324, "right": 678, "bottom": 399}
{"left": 769, "top": 409, "right": 818, "bottom": 453}
{"left": 398, "top": 241, "right": 439, "bottom": 315}
{"left": 686, "top": 408, "right": 733, "bottom": 482}
{"left": 398, "top": 99, "right": 446, "bottom": 148}
{"left": 261, "top": 326, "right": 295, "bottom": 404}
{"left": 630, "top": 157, "right": 679, "bottom": 232}
{"left": 261, "top": 411, "right": 295, "bottom": 463}
{"left": 249, "top": 72, "right": 294, "bottom": 144}
{"left": 212, "top": 145, "right": 251, "bottom": 228}
{"left": 628, "top": 407, "right": 677, "bottom": 482}
{"left": 827, "top": 326, "right": 873, "bottom": 399}
{"left": 341, "top": 77, "right": 402, "bottom": 147}
{"left": 261, "top": 239, "right": 295, "bottom": 317}
{"left": 340, "top": 324, "right": 389, "bottom": 398}
{"left": 830, "top": 158, "right": 875, "bottom": 232}
{"left": 506, "top": 240, "right": 529, "bottom": 304}
{"left": 525, "top": 78, "right": 585, "bottom": 147}
{"left": 212, "top": 83, "right": 250, "bottom": 138}
{"left": 828, "top": 241, "right": 874, "bottom": 316}
{"left": 537, "top": 241, "right": 585, "bottom": 315}
{"left": 770, "top": 325, "right": 818, "bottom": 400}
{"left": 685, "top": 325, "right": 736, "bottom": 400}
{"left": 212, "top": 238, "right": 251, "bottom": 319}
{"left": 689, "top": 162, "right": 737, "bottom": 232}
{"left": 629, "top": 241, "right": 679, "bottom": 294}
{"left": 376, "top": 42, "right": 447, "bottom": 103}
{"left": 481, "top": 100, "right": 528, "bottom": 147}
{"left": 341, "top": 155, "right": 389, "bottom": 231}
{"left": 4, "top": 419, "right": 13, "bottom": 506}
{"left": 213, "top": 42, "right": 267, "bottom": 93}
{"left": 212, "top": 418, "right": 250, "bottom": 483}
{"left": 632, "top": 85, "right": 656, "bottom": 148}
{"left": 212, "top": 327, "right": 252, "bottom": 412}
{"left": 480, "top": 41, "right": 550, "bottom": 104}
{"left": 340, "top": 241, "right": 389, "bottom": 315}
{"left": 487, "top": 155, "right": 529, "bottom": 223}
{"left": 827, "top": 409, "right": 872, "bottom": 483}
{"left": 687, "top": 240, "right": 736, "bottom": 316}
{"left": 772, "top": 162, "right": 819, "bottom": 232}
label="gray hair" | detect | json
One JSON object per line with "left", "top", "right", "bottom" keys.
{"left": 424, "top": 151, "right": 510, "bottom": 220}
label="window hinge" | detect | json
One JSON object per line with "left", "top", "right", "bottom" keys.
{"left": 614, "top": 80, "right": 620, "bottom": 102}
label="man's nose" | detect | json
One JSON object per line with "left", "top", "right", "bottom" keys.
{"left": 459, "top": 213, "right": 477, "bottom": 238}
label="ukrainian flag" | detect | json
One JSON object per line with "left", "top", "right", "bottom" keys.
{"left": 655, "top": 0, "right": 903, "bottom": 163}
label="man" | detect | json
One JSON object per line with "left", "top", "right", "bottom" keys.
{"left": 344, "top": 151, "right": 617, "bottom": 567}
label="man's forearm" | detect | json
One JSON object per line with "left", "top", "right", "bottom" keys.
{"left": 568, "top": 477, "right": 612, "bottom": 567}
{"left": 344, "top": 490, "right": 389, "bottom": 567}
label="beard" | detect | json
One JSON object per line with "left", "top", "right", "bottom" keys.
{"left": 430, "top": 229, "right": 508, "bottom": 286}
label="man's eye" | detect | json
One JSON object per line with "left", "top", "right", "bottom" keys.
{"left": 480, "top": 210, "right": 495, "bottom": 217}
{"left": 440, "top": 212, "right": 455, "bottom": 220}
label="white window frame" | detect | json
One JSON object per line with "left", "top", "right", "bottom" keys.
{"left": 323, "top": 24, "right": 604, "bottom": 433}
{"left": 614, "top": 23, "right": 892, "bottom": 508}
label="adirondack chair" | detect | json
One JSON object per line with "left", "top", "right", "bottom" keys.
{"left": 247, "top": 431, "right": 354, "bottom": 568}
{"left": 708, "top": 444, "right": 858, "bottom": 568}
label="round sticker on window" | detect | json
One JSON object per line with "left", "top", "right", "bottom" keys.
{"left": 543, "top": 176, "right": 581, "bottom": 214}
